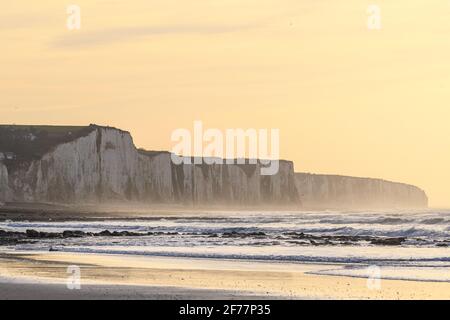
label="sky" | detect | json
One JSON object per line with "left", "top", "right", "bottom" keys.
{"left": 1, "top": 1, "right": 450, "bottom": 207}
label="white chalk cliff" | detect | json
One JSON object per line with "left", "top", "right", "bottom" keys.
{"left": 295, "top": 173, "right": 428, "bottom": 209}
{"left": 0, "top": 125, "right": 428, "bottom": 208}
{"left": 0, "top": 125, "right": 298, "bottom": 206}
{"left": 0, "top": 162, "right": 9, "bottom": 201}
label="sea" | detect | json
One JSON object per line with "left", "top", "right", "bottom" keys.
{"left": 1, "top": 209, "right": 450, "bottom": 282}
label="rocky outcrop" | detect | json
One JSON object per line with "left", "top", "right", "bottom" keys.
{"left": 295, "top": 173, "right": 428, "bottom": 209}
{"left": 0, "top": 228, "right": 414, "bottom": 247}
{"left": 0, "top": 125, "right": 299, "bottom": 206}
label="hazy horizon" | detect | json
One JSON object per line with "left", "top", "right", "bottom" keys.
{"left": 2, "top": 1, "right": 449, "bottom": 206}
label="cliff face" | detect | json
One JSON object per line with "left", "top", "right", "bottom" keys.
{"left": 0, "top": 125, "right": 428, "bottom": 208}
{"left": 170, "top": 161, "right": 298, "bottom": 205}
{"left": 0, "top": 163, "right": 9, "bottom": 201}
{"left": 0, "top": 126, "right": 299, "bottom": 206}
{"left": 295, "top": 173, "right": 428, "bottom": 209}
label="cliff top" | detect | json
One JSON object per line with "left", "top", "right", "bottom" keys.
{"left": 0, "top": 124, "right": 293, "bottom": 164}
{"left": 296, "top": 172, "right": 427, "bottom": 193}
{"left": 0, "top": 125, "right": 97, "bottom": 163}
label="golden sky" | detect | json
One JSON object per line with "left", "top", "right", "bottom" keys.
{"left": 1, "top": 1, "right": 450, "bottom": 207}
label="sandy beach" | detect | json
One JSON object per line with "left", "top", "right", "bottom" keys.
{"left": 1, "top": 251, "right": 449, "bottom": 300}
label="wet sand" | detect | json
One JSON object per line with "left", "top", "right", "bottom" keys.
{"left": 0, "top": 203, "right": 310, "bottom": 222}
{"left": 0, "top": 281, "right": 269, "bottom": 300}
{"left": 1, "top": 251, "right": 449, "bottom": 300}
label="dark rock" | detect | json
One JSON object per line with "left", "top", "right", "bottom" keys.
{"left": 248, "top": 232, "right": 267, "bottom": 237}
{"left": 26, "top": 229, "right": 40, "bottom": 238}
{"left": 222, "top": 231, "right": 267, "bottom": 238}
{"left": 222, "top": 231, "right": 240, "bottom": 238}
{"left": 98, "top": 230, "right": 112, "bottom": 236}
{"left": 63, "top": 230, "right": 85, "bottom": 238}
{"left": 284, "top": 232, "right": 307, "bottom": 239}
{"left": 370, "top": 237, "right": 406, "bottom": 246}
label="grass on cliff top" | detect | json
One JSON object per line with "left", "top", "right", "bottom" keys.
{"left": 0, "top": 125, "right": 96, "bottom": 166}
{"left": 0, "top": 125, "right": 87, "bottom": 133}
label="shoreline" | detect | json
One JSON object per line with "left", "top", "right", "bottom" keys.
{"left": 1, "top": 251, "right": 450, "bottom": 300}
{"left": 0, "top": 203, "right": 434, "bottom": 222}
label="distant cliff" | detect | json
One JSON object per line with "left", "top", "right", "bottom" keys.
{"left": 0, "top": 125, "right": 428, "bottom": 209}
{"left": 295, "top": 173, "right": 428, "bottom": 209}
{"left": 0, "top": 125, "right": 299, "bottom": 206}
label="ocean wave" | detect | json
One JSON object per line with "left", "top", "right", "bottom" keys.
{"left": 11, "top": 245, "right": 450, "bottom": 266}
{"left": 318, "top": 217, "right": 413, "bottom": 225}
{"left": 420, "top": 218, "right": 447, "bottom": 225}
{"left": 2, "top": 221, "right": 449, "bottom": 240}
{"left": 310, "top": 266, "right": 450, "bottom": 283}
